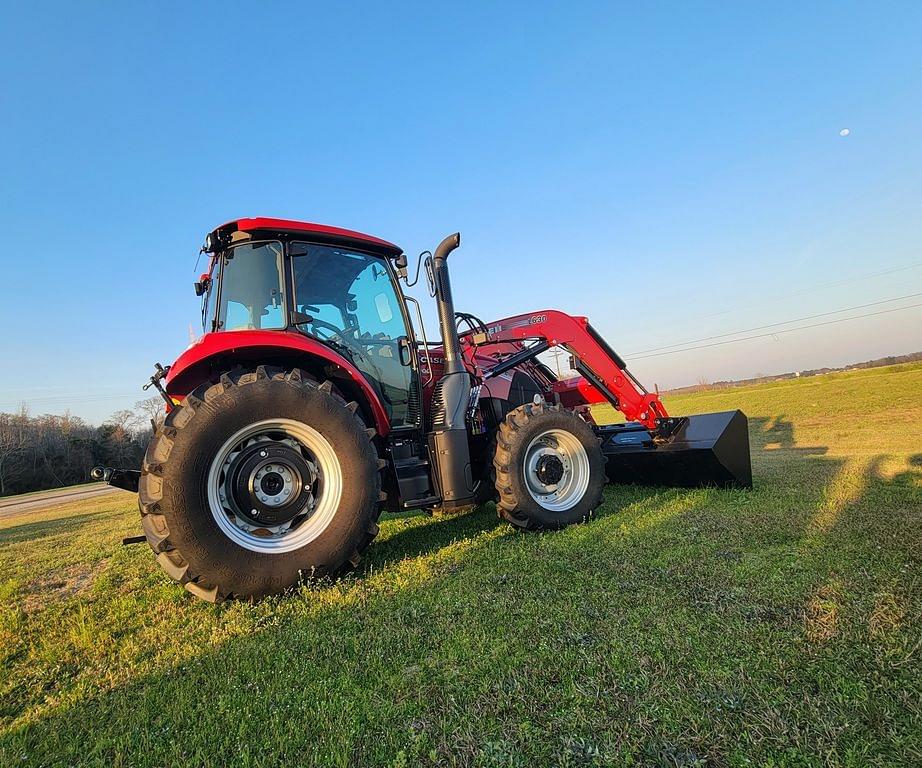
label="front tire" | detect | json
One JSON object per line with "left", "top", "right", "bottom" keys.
{"left": 138, "top": 367, "right": 382, "bottom": 601}
{"left": 493, "top": 401, "right": 605, "bottom": 530}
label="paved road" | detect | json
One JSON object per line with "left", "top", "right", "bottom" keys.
{"left": 0, "top": 484, "right": 121, "bottom": 520}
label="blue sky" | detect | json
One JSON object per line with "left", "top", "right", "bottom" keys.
{"left": 1, "top": 2, "right": 920, "bottom": 423}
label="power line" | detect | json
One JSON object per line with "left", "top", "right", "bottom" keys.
{"left": 0, "top": 392, "right": 143, "bottom": 410}
{"left": 691, "top": 260, "right": 922, "bottom": 322}
{"left": 628, "top": 292, "right": 922, "bottom": 356}
{"left": 627, "top": 302, "right": 922, "bottom": 360}
{"left": 1, "top": 392, "right": 141, "bottom": 405}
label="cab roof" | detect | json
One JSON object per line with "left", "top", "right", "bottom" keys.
{"left": 212, "top": 217, "right": 402, "bottom": 257}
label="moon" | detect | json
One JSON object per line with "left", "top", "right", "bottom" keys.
{"left": 839, "top": 128, "right": 850, "bottom": 137}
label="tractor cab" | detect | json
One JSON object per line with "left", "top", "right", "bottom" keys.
{"left": 198, "top": 218, "right": 421, "bottom": 429}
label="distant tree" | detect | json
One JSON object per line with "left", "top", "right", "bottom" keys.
{"left": 0, "top": 405, "right": 152, "bottom": 497}
{"left": 0, "top": 407, "right": 29, "bottom": 495}
{"left": 134, "top": 396, "right": 166, "bottom": 429}
{"left": 108, "top": 408, "right": 143, "bottom": 430}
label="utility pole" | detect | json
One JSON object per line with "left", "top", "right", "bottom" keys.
{"left": 548, "top": 348, "right": 567, "bottom": 378}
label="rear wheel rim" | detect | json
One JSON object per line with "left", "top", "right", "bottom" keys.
{"left": 523, "top": 428, "right": 590, "bottom": 512}
{"left": 206, "top": 418, "right": 343, "bottom": 553}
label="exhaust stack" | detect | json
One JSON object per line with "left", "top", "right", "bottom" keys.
{"left": 428, "top": 232, "right": 476, "bottom": 506}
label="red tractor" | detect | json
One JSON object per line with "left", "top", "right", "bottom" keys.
{"left": 96, "top": 217, "right": 751, "bottom": 602}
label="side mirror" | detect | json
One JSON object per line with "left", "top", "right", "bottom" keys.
{"left": 194, "top": 275, "right": 211, "bottom": 297}
{"left": 394, "top": 253, "right": 408, "bottom": 280}
{"left": 424, "top": 255, "right": 435, "bottom": 296}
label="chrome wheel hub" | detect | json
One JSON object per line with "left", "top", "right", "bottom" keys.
{"left": 523, "top": 428, "right": 590, "bottom": 512}
{"left": 207, "top": 419, "right": 343, "bottom": 553}
{"left": 254, "top": 464, "right": 295, "bottom": 506}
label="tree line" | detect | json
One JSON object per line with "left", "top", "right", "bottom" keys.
{"left": 0, "top": 397, "right": 164, "bottom": 497}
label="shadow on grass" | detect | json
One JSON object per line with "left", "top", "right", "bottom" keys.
{"left": 1, "top": 418, "right": 918, "bottom": 766}
{"left": 0, "top": 512, "right": 110, "bottom": 546}
{"left": 748, "top": 414, "right": 828, "bottom": 456}
{"left": 362, "top": 504, "right": 504, "bottom": 573}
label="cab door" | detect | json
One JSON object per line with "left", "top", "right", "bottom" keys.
{"left": 290, "top": 242, "right": 420, "bottom": 429}
{"left": 344, "top": 259, "right": 419, "bottom": 428}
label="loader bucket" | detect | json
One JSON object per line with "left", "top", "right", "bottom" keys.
{"left": 598, "top": 409, "right": 752, "bottom": 489}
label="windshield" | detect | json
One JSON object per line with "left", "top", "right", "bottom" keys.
{"left": 210, "top": 241, "right": 286, "bottom": 331}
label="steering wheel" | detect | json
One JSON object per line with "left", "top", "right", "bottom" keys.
{"left": 303, "top": 317, "right": 355, "bottom": 344}
{"left": 299, "top": 317, "right": 396, "bottom": 367}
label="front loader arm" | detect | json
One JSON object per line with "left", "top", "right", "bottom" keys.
{"left": 465, "top": 310, "right": 669, "bottom": 431}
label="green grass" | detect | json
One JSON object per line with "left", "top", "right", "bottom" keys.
{"left": 1, "top": 364, "right": 920, "bottom": 767}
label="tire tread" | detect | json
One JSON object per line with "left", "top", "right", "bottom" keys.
{"left": 138, "top": 367, "right": 384, "bottom": 601}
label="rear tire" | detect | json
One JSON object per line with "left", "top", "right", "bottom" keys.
{"left": 138, "top": 367, "right": 382, "bottom": 601}
{"left": 493, "top": 401, "right": 605, "bottom": 530}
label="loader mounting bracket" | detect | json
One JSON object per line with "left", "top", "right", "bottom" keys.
{"left": 653, "top": 416, "right": 687, "bottom": 442}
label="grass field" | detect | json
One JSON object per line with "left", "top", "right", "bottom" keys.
{"left": 1, "top": 364, "right": 919, "bottom": 767}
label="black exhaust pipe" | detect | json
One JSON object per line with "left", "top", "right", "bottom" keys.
{"left": 428, "top": 232, "right": 477, "bottom": 506}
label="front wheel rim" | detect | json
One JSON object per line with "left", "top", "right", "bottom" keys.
{"left": 523, "top": 428, "right": 590, "bottom": 512}
{"left": 206, "top": 419, "right": 343, "bottom": 554}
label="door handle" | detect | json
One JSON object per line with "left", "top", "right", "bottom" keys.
{"left": 398, "top": 337, "right": 412, "bottom": 366}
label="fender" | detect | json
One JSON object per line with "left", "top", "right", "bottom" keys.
{"left": 164, "top": 330, "right": 391, "bottom": 436}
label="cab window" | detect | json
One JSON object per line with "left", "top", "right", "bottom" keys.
{"left": 291, "top": 242, "right": 417, "bottom": 427}
{"left": 216, "top": 242, "right": 286, "bottom": 331}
